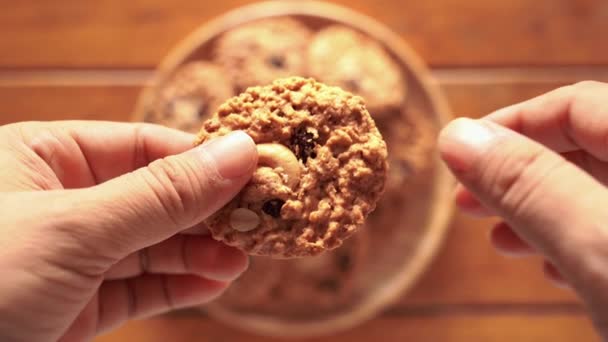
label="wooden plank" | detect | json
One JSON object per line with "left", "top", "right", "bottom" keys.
{"left": 94, "top": 314, "right": 599, "bottom": 342}
{"left": 0, "top": 70, "right": 605, "bottom": 306}
{"left": 2, "top": 67, "right": 607, "bottom": 124}
{"left": 435, "top": 67, "right": 608, "bottom": 118}
{"left": 0, "top": 84, "right": 139, "bottom": 125}
{"left": 0, "top": 0, "right": 607, "bottom": 68}
{"left": 402, "top": 213, "right": 579, "bottom": 305}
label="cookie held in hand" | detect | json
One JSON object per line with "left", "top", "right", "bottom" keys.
{"left": 195, "top": 77, "right": 388, "bottom": 258}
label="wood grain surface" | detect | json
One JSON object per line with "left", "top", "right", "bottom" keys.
{"left": 0, "top": 0, "right": 606, "bottom": 341}
{"left": 0, "top": 0, "right": 607, "bottom": 67}
{"left": 94, "top": 315, "right": 599, "bottom": 342}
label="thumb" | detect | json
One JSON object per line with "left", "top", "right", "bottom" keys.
{"left": 438, "top": 118, "right": 608, "bottom": 285}
{"left": 76, "top": 130, "right": 257, "bottom": 256}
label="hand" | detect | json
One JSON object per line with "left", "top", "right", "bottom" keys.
{"left": 0, "top": 121, "right": 257, "bottom": 342}
{"left": 438, "top": 81, "right": 608, "bottom": 337}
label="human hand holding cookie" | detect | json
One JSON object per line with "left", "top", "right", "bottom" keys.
{"left": 0, "top": 121, "right": 255, "bottom": 341}
{"left": 0, "top": 77, "right": 387, "bottom": 341}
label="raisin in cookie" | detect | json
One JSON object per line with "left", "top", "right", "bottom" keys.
{"left": 145, "top": 61, "right": 233, "bottom": 133}
{"left": 308, "top": 26, "right": 406, "bottom": 118}
{"left": 195, "top": 77, "right": 388, "bottom": 258}
{"left": 214, "top": 18, "right": 311, "bottom": 92}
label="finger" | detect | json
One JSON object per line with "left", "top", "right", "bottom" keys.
{"left": 59, "top": 295, "right": 98, "bottom": 342}
{"left": 543, "top": 260, "right": 570, "bottom": 289}
{"left": 180, "top": 222, "right": 210, "bottom": 235}
{"left": 16, "top": 121, "right": 195, "bottom": 188}
{"left": 485, "top": 81, "right": 608, "bottom": 160}
{"left": 439, "top": 118, "right": 608, "bottom": 286}
{"left": 96, "top": 274, "right": 227, "bottom": 334}
{"left": 54, "top": 131, "right": 257, "bottom": 263}
{"left": 490, "top": 221, "right": 536, "bottom": 257}
{"left": 454, "top": 183, "right": 494, "bottom": 217}
{"left": 105, "top": 235, "right": 248, "bottom": 282}
{"left": 561, "top": 150, "right": 608, "bottom": 186}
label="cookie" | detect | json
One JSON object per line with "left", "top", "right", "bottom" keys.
{"left": 308, "top": 26, "right": 407, "bottom": 118}
{"left": 214, "top": 230, "right": 368, "bottom": 313}
{"left": 145, "top": 61, "right": 233, "bottom": 133}
{"left": 195, "top": 77, "right": 388, "bottom": 258}
{"left": 214, "top": 18, "right": 311, "bottom": 92}
{"left": 378, "top": 107, "right": 436, "bottom": 192}
{"left": 271, "top": 229, "right": 369, "bottom": 311}
{"left": 212, "top": 255, "right": 280, "bottom": 309}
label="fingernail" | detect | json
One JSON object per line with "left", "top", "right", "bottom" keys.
{"left": 200, "top": 131, "right": 257, "bottom": 179}
{"left": 438, "top": 118, "right": 498, "bottom": 173}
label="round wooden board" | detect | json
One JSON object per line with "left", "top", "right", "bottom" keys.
{"left": 132, "top": 1, "right": 455, "bottom": 338}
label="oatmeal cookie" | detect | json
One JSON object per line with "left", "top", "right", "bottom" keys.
{"left": 195, "top": 77, "right": 388, "bottom": 258}
{"left": 308, "top": 26, "right": 407, "bottom": 117}
{"left": 214, "top": 230, "right": 368, "bottom": 312}
{"left": 272, "top": 229, "right": 368, "bottom": 310}
{"left": 212, "top": 255, "right": 279, "bottom": 309}
{"left": 145, "top": 61, "right": 233, "bottom": 133}
{"left": 378, "top": 107, "right": 437, "bottom": 192}
{"left": 214, "top": 18, "right": 311, "bottom": 92}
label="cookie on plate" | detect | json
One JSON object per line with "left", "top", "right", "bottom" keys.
{"left": 378, "top": 107, "right": 437, "bottom": 192}
{"left": 145, "top": 61, "right": 233, "bottom": 133}
{"left": 212, "top": 255, "right": 280, "bottom": 309}
{"left": 214, "top": 231, "right": 368, "bottom": 312}
{"left": 214, "top": 18, "right": 312, "bottom": 92}
{"left": 308, "top": 25, "right": 407, "bottom": 118}
{"left": 195, "top": 77, "right": 388, "bottom": 258}
{"left": 271, "top": 229, "right": 369, "bottom": 310}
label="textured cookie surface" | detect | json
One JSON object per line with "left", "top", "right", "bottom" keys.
{"left": 145, "top": 61, "right": 233, "bottom": 133}
{"left": 196, "top": 77, "right": 388, "bottom": 258}
{"left": 308, "top": 26, "right": 406, "bottom": 117}
{"left": 214, "top": 18, "right": 311, "bottom": 92}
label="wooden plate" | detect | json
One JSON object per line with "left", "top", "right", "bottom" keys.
{"left": 132, "top": 1, "right": 454, "bottom": 338}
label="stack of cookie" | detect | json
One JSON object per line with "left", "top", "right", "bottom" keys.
{"left": 218, "top": 230, "right": 369, "bottom": 316}
{"left": 144, "top": 61, "right": 233, "bottom": 134}
{"left": 143, "top": 17, "right": 436, "bottom": 317}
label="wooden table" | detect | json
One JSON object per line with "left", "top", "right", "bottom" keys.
{"left": 1, "top": 1, "right": 607, "bottom": 341}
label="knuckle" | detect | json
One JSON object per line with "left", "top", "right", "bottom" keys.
{"left": 569, "top": 80, "right": 608, "bottom": 110}
{"left": 479, "top": 142, "right": 563, "bottom": 217}
{"left": 572, "top": 80, "right": 605, "bottom": 91}
{"left": 44, "top": 231, "right": 117, "bottom": 279}
{"left": 142, "top": 155, "right": 207, "bottom": 226}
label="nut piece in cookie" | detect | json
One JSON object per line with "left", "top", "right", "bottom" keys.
{"left": 214, "top": 18, "right": 312, "bottom": 92}
{"left": 195, "top": 77, "right": 388, "bottom": 258}
{"left": 308, "top": 26, "right": 407, "bottom": 118}
{"left": 145, "top": 61, "right": 234, "bottom": 133}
